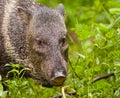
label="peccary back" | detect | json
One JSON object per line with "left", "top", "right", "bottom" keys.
{"left": 0, "top": 0, "right": 68, "bottom": 87}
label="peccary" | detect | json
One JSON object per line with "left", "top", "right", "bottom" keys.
{"left": 0, "top": 0, "right": 68, "bottom": 87}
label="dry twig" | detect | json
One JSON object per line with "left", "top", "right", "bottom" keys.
{"left": 92, "top": 73, "right": 114, "bottom": 83}
{"left": 61, "top": 85, "right": 69, "bottom": 98}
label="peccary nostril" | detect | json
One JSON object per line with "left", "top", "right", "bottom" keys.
{"left": 51, "top": 72, "right": 66, "bottom": 85}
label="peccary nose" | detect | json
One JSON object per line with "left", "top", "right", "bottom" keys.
{"left": 51, "top": 71, "right": 66, "bottom": 85}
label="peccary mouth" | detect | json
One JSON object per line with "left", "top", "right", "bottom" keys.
{"left": 35, "top": 77, "right": 66, "bottom": 87}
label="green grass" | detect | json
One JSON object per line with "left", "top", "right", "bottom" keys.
{"left": 0, "top": 0, "right": 120, "bottom": 98}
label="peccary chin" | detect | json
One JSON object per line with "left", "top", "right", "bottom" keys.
{"left": 19, "top": 5, "right": 68, "bottom": 85}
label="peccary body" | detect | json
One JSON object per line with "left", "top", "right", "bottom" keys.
{"left": 0, "top": 0, "right": 68, "bottom": 87}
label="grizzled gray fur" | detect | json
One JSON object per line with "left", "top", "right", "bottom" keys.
{"left": 0, "top": 0, "right": 68, "bottom": 87}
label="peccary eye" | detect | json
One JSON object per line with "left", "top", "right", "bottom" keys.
{"left": 62, "top": 38, "right": 66, "bottom": 44}
{"left": 60, "top": 36, "right": 66, "bottom": 46}
{"left": 38, "top": 40, "right": 42, "bottom": 45}
{"left": 35, "top": 39, "right": 42, "bottom": 45}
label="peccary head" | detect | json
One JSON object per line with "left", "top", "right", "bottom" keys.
{"left": 18, "top": 4, "right": 68, "bottom": 87}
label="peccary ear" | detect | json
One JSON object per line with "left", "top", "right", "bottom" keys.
{"left": 56, "top": 4, "right": 65, "bottom": 16}
{"left": 18, "top": 7, "right": 32, "bottom": 25}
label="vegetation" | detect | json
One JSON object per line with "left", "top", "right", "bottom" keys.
{"left": 0, "top": 0, "right": 120, "bottom": 98}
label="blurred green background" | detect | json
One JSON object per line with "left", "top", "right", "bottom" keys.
{"left": 0, "top": 0, "right": 120, "bottom": 98}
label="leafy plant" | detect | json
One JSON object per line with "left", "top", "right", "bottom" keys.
{"left": 5, "top": 63, "right": 30, "bottom": 78}
{"left": 0, "top": 75, "right": 7, "bottom": 98}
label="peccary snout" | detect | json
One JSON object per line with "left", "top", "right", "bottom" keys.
{"left": 51, "top": 70, "right": 66, "bottom": 85}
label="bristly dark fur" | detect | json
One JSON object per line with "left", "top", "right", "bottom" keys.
{"left": 0, "top": 0, "right": 68, "bottom": 87}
